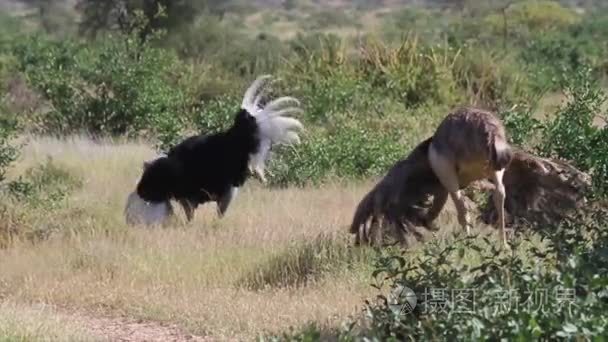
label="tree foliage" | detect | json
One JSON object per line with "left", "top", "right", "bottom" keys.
{"left": 75, "top": 0, "right": 237, "bottom": 38}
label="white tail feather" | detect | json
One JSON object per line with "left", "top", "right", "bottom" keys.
{"left": 259, "top": 117, "right": 303, "bottom": 138}
{"left": 240, "top": 75, "right": 305, "bottom": 182}
{"left": 263, "top": 97, "right": 300, "bottom": 112}
{"left": 252, "top": 94, "right": 265, "bottom": 111}
{"left": 279, "top": 131, "right": 301, "bottom": 144}
{"left": 242, "top": 74, "right": 272, "bottom": 114}
{"left": 259, "top": 107, "right": 304, "bottom": 121}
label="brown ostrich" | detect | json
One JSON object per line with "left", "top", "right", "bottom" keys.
{"left": 350, "top": 107, "right": 514, "bottom": 247}
{"left": 428, "top": 107, "right": 513, "bottom": 247}
{"left": 349, "top": 137, "right": 448, "bottom": 246}
{"left": 350, "top": 107, "right": 592, "bottom": 248}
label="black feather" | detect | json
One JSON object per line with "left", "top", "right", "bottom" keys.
{"left": 135, "top": 109, "right": 260, "bottom": 218}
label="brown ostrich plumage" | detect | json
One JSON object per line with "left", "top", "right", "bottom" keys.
{"left": 350, "top": 107, "right": 592, "bottom": 247}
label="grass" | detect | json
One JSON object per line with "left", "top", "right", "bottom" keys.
{"left": 0, "top": 0, "right": 604, "bottom": 339}
{"left": 0, "top": 301, "right": 95, "bottom": 342}
{"left": 0, "top": 135, "right": 519, "bottom": 339}
{"left": 0, "top": 135, "right": 378, "bottom": 339}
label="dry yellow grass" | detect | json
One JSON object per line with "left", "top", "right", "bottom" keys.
{"left": 0, "top": 135, "right": 502, "bottom": 340}
{"left": 0, "top": 135, "right": 383, "bottom": 340}
{"left": 0, "top": 301, "right": 95, "bottom": 341}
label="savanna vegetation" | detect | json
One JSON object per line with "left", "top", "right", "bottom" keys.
{"left": 1, "top": 0, "right": 608, "bottom": 340}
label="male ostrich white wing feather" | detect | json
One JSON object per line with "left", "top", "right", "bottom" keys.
{"left": 241, "top": 75, "right": 304, "bottom": 182}
{"left": 125, "top": 75, "right": 304, "bottom": 227}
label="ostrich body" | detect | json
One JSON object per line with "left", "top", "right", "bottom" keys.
{"left": 349, "top": 137, "right": 448, "bottom": 246}
{"left": 125, "top": 75, "right": 304, "bottom": 226}
{"left": 428, "top": 107, "right": 513, "bottom": 246}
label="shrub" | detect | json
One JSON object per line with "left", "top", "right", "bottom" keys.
{"left": 500, "top": 104, "right": 544, "bottom": 148}
{"left": 191, "top": 94, "right": 240, "bottom": 134}
{"left": 0, "top": 13, "right": 25, "bottom": 43}
{"left": 484, "top": 1, "right": 580, "bottom": 38}
{"left": 11, "top": 32, "right": 187, "bottom": 145}
{"left": 282, "top": 33, "right": 358, "bottom": 122}
{"left": 0, "top": 101, "right": 20, "bottom": 248}
{"left": 268, "top": 124, "right": 406, "bottom": 187}
{"left": 0, "top": 115, "right": 18, "bottom": 185}
{"left": 453, "top": 47, "right": 531, "bottom": 108}
{"left": 357, "top": 36, "right": 460, "bottom": 107}
{"left": 1, "top": 157, "right": 82, "bottom": 246}
{"left": 380, "top": 7, "right": 448, "bottom": 43}
{"left": 215, "top": 32, "right": 285, "bottom": 78}
{"left": 540, "top": 67, "right": 608, "bottom": 196}
{"left": 0, "top": 54, "right": 20, "bottom": 183}
{"left": 164, "top": 13, "right": 243, "bottom": 59}
{"left": 277, "top": 207, "right": 608, "bottom": 340}
{"left": 351, "top": 207, "right": 608, "bottom": 340}
{"left": 8, "top": 157, "right": 82, "bottom": 209}
{"left": 284, "top": 34, "right": 462, "bottom": 116}
{"left": 284, "top": 70, "right": 374, "bottom": 124}
{"left": 520, "top": 32, "right": 592, "bottom": 91}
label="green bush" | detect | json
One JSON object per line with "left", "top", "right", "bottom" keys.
{"left": 284, "top": 34, "right": 464, "bottom": 115}
{"left": 282, "top": 33, "right": 360, "bottom": 123}
{"left": 352, "top": 207, "right": 608, "bottom": 340}
{"left": 0, "top": 13, "right": 25, "bottom": 44}
{"left": 284, "top": 71, "right": 375, "bottom": 124}
{"left": 1, "top": 157, "right": 86, "bottom": 245}
{"left": 268, "top": 124, "right": 406, "bottom": 187}
{"left": 0, "top": 115, "right": 18, "bottom": 185}
{"left": 520, "top": 32, "right": 592, "bottom": 91}
{"left": 277, "top": 207, "right": 608, "bottom": 340}
{"left": 191, "top": 94, "right": 240, "bottom": 134}
{"left": 215, "top": 32, "right": 285, "bottom": 78}
{"left": 0, "top": 51, "right": 19, "bottom": 183}
{"left": 501, "top": 104, "right": 544, "bottom": 148}
{"left": 540, "top": 67, "right": 608, "bottom": 196}
{"left": 357, "top": 36, "right": 459, "bottom": 107}
{"left": 165, "top": 13, "right": 243, "bottom": 58}
{"left": 10, "top": 33, "right": 186, "bottom": 145}
{"left": 484, "top": 1, "right": 580, "bottom": 38}
{"left": 380, "top": 7, "right": 448, "bottom": 43}
{"left": 453, "top": 47, "right": 532, "bottom": 108}
{"left": 8, "top": 157, "right": 82, "bottom": 209}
